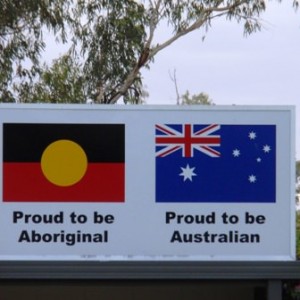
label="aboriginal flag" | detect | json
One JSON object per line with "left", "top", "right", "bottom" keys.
{"left": 3, "top": 123, "right": 125, "bottom": 202}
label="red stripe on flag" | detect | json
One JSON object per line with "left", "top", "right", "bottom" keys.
{"left": 3, "top": 162, "right": 124, "bottom": 202}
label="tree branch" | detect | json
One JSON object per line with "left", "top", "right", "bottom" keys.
{"left": 169, "top": 69, "right": 181, "bottom": 105}
{"left": 109, "top": 0, "right": 162, "bottom": 104}
{"left": 109, "top": 0, "right": 249, "bottom": 104}
{"left": 150, "top": 0, "right": 248, "bottom": 58}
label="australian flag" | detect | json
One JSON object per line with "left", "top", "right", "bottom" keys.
{"left": 155, "top": 124, "right": 276, "bottom": 203}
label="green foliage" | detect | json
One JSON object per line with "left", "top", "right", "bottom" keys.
{"left": 297, "top": 214, "right": 300, "bottom": 259}
{"left": 181, "top": 91, "right": 214, "bottom": 105}
{"left": 15, "top": 53, "right": 150, "bottom": 104}
{"left": 15, "top": 54, "right": 86, "bottom": 103}
{"left": 0, "top": 1, "right": 299, "bottom": 103}
{"left": 296, "top": 161, "right": 300, "bottom": 194}
{"left": 296, "top": 161, "right": 300, "bottom": 178}
{"left": 72, "top": 0, "right": 147, "bottom": 103}
{"left": 0, "top": 0, "right": 70, "bottom": 102}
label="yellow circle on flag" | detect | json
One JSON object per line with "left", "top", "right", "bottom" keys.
{"left": 41, "top": 139, "right": 88, "bottom": 187}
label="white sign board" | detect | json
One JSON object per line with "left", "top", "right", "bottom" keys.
{"left": 0, "top": 104, "right": 295, "bottom": 261}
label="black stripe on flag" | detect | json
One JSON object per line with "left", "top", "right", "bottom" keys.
{"left": 3, "top": 123, "right": 125, "bottom": 163}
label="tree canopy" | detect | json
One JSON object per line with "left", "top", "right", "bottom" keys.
{"left": 181, "top": 91, "right": 214, "bottom": 105}
{"left": 0, "top": 0, "right": 298, "bottom": 104}
{"left": 296, "top": 160, "right": 300, "bottom": 180}
{"left": 0, "top": 0, "right": 70, "bottom": 102}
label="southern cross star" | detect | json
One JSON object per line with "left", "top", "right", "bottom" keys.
{"left": 179, "top": 164, "right": 197, "bottom": 182}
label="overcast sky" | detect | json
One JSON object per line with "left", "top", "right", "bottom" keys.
{"left": 141, "top": 1, "right": 300, "bottom": 160}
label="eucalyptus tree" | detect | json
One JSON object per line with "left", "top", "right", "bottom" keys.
{"left": 68, "top": 0, "right": 299, "bottom": 104}
{"left": 0, "top": 0, "right": 70, "bottom": 102}
{"left": 14, "top": 54, "right": 87, "bottom": 104}
{"left": 1, "top": 1, "right": 298, "bottom": 103}
{"left": 181, "top": 91, "right": 214, "bottom": 105}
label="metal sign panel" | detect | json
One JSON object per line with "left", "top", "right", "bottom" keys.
{"left": 0, "top": 104, "right": 295, "bottom": 261}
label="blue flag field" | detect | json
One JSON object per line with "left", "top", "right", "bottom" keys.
{"left": 155, "top": 124, "right": 276, "bottom": 203}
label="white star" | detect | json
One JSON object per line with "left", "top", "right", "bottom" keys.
{"left": 257, "top": 157, "right": 262, "bottom": 163}
{"left": 249, "top": 131, "right": 257, "bottom": 140}
{"left": 248, "top": 175, "right": 257, "bottom": 183}
{"left": 263, "top": 144, "right": 271, "bottom": 153}
{"left": 179, "top": 164, "right": 197, "bottom": 182}
{"left": 232, "top": 149, "right": 241, "bottom": 157}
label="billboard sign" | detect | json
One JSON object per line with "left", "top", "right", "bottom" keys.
{"left": 0, "top": 105, "right": 295, "bottom": 261}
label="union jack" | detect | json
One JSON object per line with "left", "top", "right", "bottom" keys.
{"left": 155, "top": 124, "right": 221, "bottom": 158}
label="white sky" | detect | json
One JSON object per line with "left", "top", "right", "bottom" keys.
{"left": 141, "top": 1, "right": 300, "bottom": 160}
